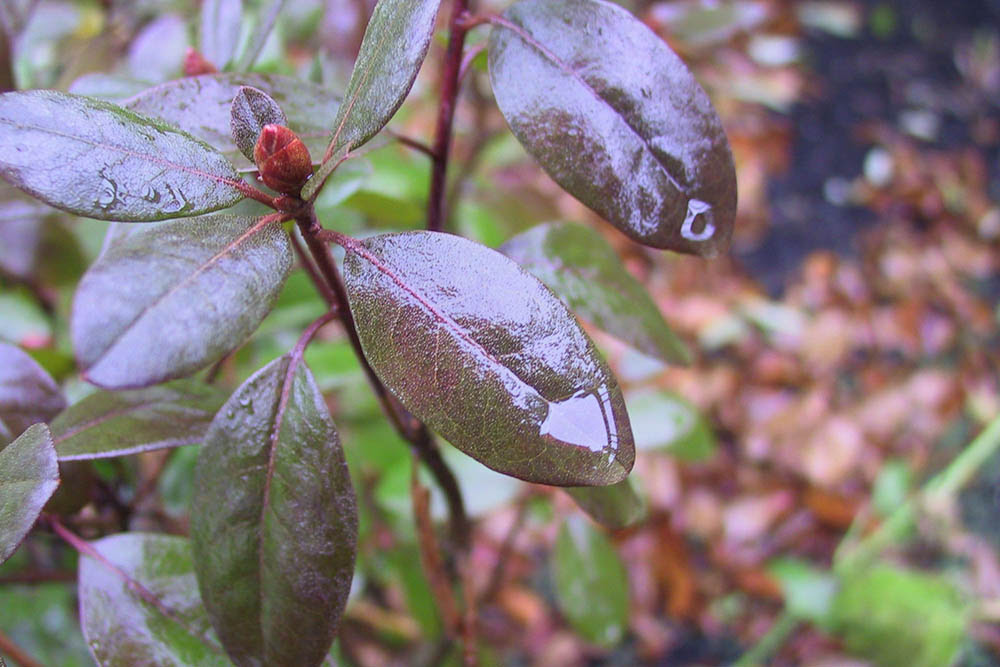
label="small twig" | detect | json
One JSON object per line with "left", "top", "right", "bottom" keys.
{"left": 480, "top": 498, "right": 529, "bottom": 603}
{"left": 0, "top": 570, "right": 75, "bottom": 585}
{"left": 459, "top": 551, "right": 479, "bottom": 666}
{"left": 386, "top": 130, "right": 436, "bottom": 159}
{"left": 0, "top": 627, "right": 44, "bottom": 667}
{"left": 411, "top": 463, "right": 462, "bottom": 635}
{"left": 457, "top": 43, "right": 486, "bottom": 84}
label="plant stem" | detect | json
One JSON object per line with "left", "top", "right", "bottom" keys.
{"left": 0, "top": 627, "right": 44, "bottom": 667}
{"left": 427, "top": 0, "right": 472, "bottom": 232}
{"left": 733, "top": 610, "right": 799, "bottom": 667}
{"left": 296, "top": 210, "right": 469, "bottom": 549}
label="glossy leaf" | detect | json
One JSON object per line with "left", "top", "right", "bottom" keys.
{"left": 0, "top": 424, "right": 59, "bottom": 564}
{"left": 125, "top": 73, "right": 340, "bottom": 169}
{"left": 191, "top": 355, "right": 357, "bottom": 667}
{"left": 565, "top": 478, "right": 645, "bottom": 529}
{"left": 52, "top": 381, "right": 227, "bottom": 461}
{"left": 72, "top": 215, "right": 292, "bottom": 389}
{"left": 79, "top": 533, "right": 230, "bottom": 666}
{"left": 0, "top": 342, "right": 66, "bottom": 446}
{"left": 0, "top": 91, "right": 246, "bottom": 221}
{"left": 552, "top": 516, "right": 629, "bottom": 646}
{"left": 488, "top": 0, "right": 737, "bottom": 255}
{"left": 304, "top": 0, "right": 442, "bottom": 199}
{"left": 342, "top": 231, "right": 634, "bottom": 486}
{"left": 501, "top": 221, "right": 690, "bottom": 364}
{"left": 230, "top": 86, "right": 287, "bottom": 161}
{"left": 200, "top": 0, "right": 243, "bottom": 70}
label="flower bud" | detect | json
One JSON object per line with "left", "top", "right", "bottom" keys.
{"left": 253, "top": 124, "right": 313, "bottom": 196}
{"left": 183, "top": 47, "right": 218, "bottom": 76}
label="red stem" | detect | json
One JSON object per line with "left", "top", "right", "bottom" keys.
{"left": 426, "top": 0, "right": 473, "bottom": 232}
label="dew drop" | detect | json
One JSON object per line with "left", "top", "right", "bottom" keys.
{"left": 539, "top": 385, "right": 619, "bottom": 460}
{"left": 141, "top": 184, "right": 160, "bottom": 202}
{"left": 680, "top": 198, "right": 715, "bottom": 242}
{"left": 97, "top": 177, "right": 118, "bottom": 209}
{"left": 226, "top": 409, "right": 235, "bottom": 420}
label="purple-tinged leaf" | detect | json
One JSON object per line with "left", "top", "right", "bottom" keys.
{"left": 304, "top": 0, "right": 442, "bottom": 199}
{"left": 0, "top": 91, "right": 247, "bottom": 221}
{"left": 565, "top": 478, "right": 645, "bottom": 529}
{"left": 552, "top": 516, "right": 630, "bottom": 646}
{"left": 230, "top": 86, "right": 287, "bottom": 162}
{"left": 79, "top": 533, "right": 230, "bottom": 666}
{"left": 488, "top": 0, "right": 737, "bottom": 256}
{"left": 0, "top": 424, "right": 59, "bottom": 564}
{"left": 0, "top": 343, "right": 66, "bottom": 446}
{"left": 200, "top": 0, "right": 243, "bottom": 71}
{"left": 52, "top": 381, "right": 226, "bottom": 461}
{"left": 125, "top": 73, "right": 339, "bottom": 170}
{"left": 191, "top": 355, "right": 357, "bottom": 667}
{"left": 501, "top": 221, "right": 691, "bottom": 364}
{"left": 342, "top": 231, "right": 634, "bottom": 486}
{"left": 72, "top": 215, "right": 292, "bottom": 389}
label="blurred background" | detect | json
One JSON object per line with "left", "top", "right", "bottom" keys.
{"left": 1, "top": 0, "right": 999, "bottom": 664}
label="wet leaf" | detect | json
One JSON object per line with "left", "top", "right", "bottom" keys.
{"left": 304, "top": 0, "right": 442, "bottom": 199}
{"left": 190, "top": 355, "right": 357, "bottom": 667}
{"left": 501, "top": 221, "right": 690, "bottom": 363}
{"left": 125, "top": 73, "right": 340, "bottom": 169}
{"left": 342, "top": 231, "right": 634, "bottom": 486}
{"left": 78, "top": 533, "right": 230, "bottom": 666}
{"left": 0, "top": 90, "right": 246, "bottom": 221}
{"left": 0, "top": 424, "right": 59, "bottom": 564}
{"left": 552, "top": 516, "right": 629, "bottom": 646}
{"left": 832, "top": 566, "right": 967, "bottom": 667}
{"left": 200, "top": 0, "right": 243, "bottom": 70}
{"left": 565, "top": 478, "right": 645, "bottom": 529}
{"left": 0, "top": 342, "right": 66, "bottom": 446}
{"left": 72, "top": 215, "right": 292, "bottom": 389}
{"left": 52, "top": 381, "right": 226, "bottom": 461}
{"left": 488, "top": 0, "right": 737, "bottom": 255}
{"left": 230, "top": 86, "right": 287, "bottom": 162}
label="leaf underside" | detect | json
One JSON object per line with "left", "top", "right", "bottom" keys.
{"left": 72, "top": 215, "right": 292, "bottom": 389}
{"left": 0, "top": 342, "right": 66, "bottom": 446}
{"left": 191, "top": 355, "right": 357, "bottom": 667}
{"left": 343, "top": 231, "right": 634, "bottom": 487}
{"left": 488, "top": 0, "right": 737, "bottom": 256}
{"left": 0, "top": 90, "right": 246, "bottom": 221}
{"left": 0, "top": 423, "right": 59, "bottom": 564}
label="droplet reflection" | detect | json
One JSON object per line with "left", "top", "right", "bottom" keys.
{"left": 539, "top": 385, "right": 619, "bottom": 461}
{"left": 680, "top": 198, "right": 715, "bottom": 242}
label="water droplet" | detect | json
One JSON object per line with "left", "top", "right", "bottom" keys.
{"left": 539, "top": 385, "right": 619, "bottom": 459}
{"left": 141, "top": 184, "right": 160, "bottom": 202}
{"left": 226, "top": 409, "right": 235, "bottom": 419}
{"left": 238, "top": 395, "right": 254, "bottom": 414}
{"left": 680, "top": 198, "right": 715, "bottom": 242}
{"left": 97, "top": 177, "right": 118, "bottom": 209}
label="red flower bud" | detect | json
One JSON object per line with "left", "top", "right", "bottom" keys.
{"left": 253, "top": 124, "right": 313, "bottom": 196}
{"left": 183, "top": 48, "right": 218, "bottom": 76}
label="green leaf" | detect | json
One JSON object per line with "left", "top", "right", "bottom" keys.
{"left": 0, "top": 91, "right": 247, "bottom": 221}
{"left": 236, "top": 0, "right": 287, "bottom": 72}
{"left": 768, "top": 558, "right": 837, "bottom": 626}
{"left": 626, "top": 388, "right": 716, "bottom": 460}
{"left": 488, "top": 0, "right": 737, "bottom": 255}
{"left": 78, "top": 533, "right": 230, "bottom": 667}
{"left": 304, "top": 0, "right": 442, "bottom": 199}
{"left": 500, "top": 221, "right": 690, "bottom": 364}
{"left": 0, "top": 343, "right": 66, "bottom": 446}
{"left": 124, "top": 73, "right": 340, "bottom": 170}
{"left": 552, "top": 516, "right": 629, "bottom": 646}
{"left": 72, "top": 215, "right": 292, "bottom": 389}
{"left": 190, "top": 355, "right": 357, "bottom": 667}
{"left": 565, "top": 478, "right": 645, "bottom": 529}
{"left": 200, "top": 0, "right": 243, "bottom": 70}
{"left": 342, "top": 231, "right": 634, "bottom": 486}
{"left": 0, "top": 424, "right": 59, "bottom": 564}
{"left": 831, "top": 566, "right": 967, "bottom": 667}
{"left": 230, "top": 85, "right": 287, "bottom": 162}
{"left": 52, "top": 381, "right": 227, "bottom": 461}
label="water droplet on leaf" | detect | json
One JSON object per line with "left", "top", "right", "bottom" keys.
{"left": 539, "top": 385, "right": 620, "bottom": 460}
{"left": 680, "top": 198, "right": 715, "bottom": 241}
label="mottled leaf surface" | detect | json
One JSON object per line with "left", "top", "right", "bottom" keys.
{"left": 0, "top": 91, "right": 246, "bottom": 221}
{"left": 342, "top": 231, "right": 634, "bottom": 486}
{"left": 565, "top": 478, "right": 645, "bottom": 529}
{"left": 0, "top": 424, "right": 58, "bottom": 564}
{"left": 488, "top": 0, "right": 737, "bottom": 255}
{"left": 501, "top": 221, "right": 690, "bottom": 363}
{"left": 72, "top": 215, "right": 292, "bottom": 389}
{"left": 125, "top": 73, "right": 340, "bottom": 169}
{"left": 0, "top": 342, "right": 66, "bottom": 446}
{"left": 552, "top": 516, "right": 630, "bottom": 646}
{"left": 191, "top": 355, "right": 357, "bottom": 667}
{"left": 52, "top": 381, "right": 227, "bottom": 460}
{"left": 230, "top": 86, "right": 286, "bottom": 161}
{"left": 200, "top": 0, "right": 243, "bottom": 70}
{"left": 305, "top": 0, "right": 442, "bottom": 199}
{"left": 79, "top": 533, "right": 230, "bottom": 667}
